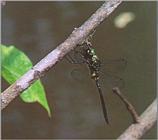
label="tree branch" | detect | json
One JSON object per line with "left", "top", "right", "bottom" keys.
{"left": 112, "top": 87, "right": 140, "bottom": 123}
{"left": 1, "top": 0, "right": 122, "bottom": 109}
{"left": 118, "top": 99, "right": 157, "bottom": 140}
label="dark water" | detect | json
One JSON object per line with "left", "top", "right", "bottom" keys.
{"left": 2, "top": 1, "right": 157, "bottom": 139}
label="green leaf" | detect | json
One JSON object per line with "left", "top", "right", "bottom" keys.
{"left": 1, "top": 44, "right": 51, "bottom": 117}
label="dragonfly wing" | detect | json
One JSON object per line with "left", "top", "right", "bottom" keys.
{"left": 101, "top": 71, "right": 125, "bottom": 89}
{"left": 70, "top": 67, "right": 89, "bottom": 82}
{"left": 101, "top": 57, "right": 127, "bottom": 74}
{"left": 66, "top": 48, "right": 85, "bottom": 64}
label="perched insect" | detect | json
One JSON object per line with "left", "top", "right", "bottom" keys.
{"left": 66, "top": 31, "right": 126, "bottom": 124}
{"left": 66, "top": 35, "right": 110, "bottom": 124}
{"left": 80, "top": 41, "right": 109, "bottom": 124}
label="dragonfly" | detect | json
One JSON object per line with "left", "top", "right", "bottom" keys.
{"left": 66, "top": 32, "right": 127, "bottom": 124}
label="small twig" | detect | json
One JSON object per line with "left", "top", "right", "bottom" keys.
{"left": 112, "top": 87, "right": 140, "bottom": 123}
{"left": 112, "top": 87, "right": 157, "bottom": 139}
{"left": 118, "top": 99, "right": 157, "bottom": 140}
{"left": 1, "top": 0, "right": 122, "bottom": 109}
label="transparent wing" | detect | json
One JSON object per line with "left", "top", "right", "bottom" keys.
{"left": 70, "top": 67, "right": 89, "bottom": 82}
{"left": 66, "top": 48, "right": 126, "bottom": 89}
{"left": 101, "top": 57, "right": 127, "bottom": 74}
{"left": 65, "top": 47, "right": 85, "bottom": 64}
{"left": 69, "top": 67, "right": 125, "bottom": 89}
{"left": 100, "top": 71, "right": 125, "bottom": 89}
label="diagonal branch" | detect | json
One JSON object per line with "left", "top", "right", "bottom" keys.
{"left": 118, "top": 99, "right": 157, "bottom": 140}
{"left": 1, "top": 0, "right": 122, "bottom": 109}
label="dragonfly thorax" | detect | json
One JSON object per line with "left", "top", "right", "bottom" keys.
{"left": 83, "top": 47, "right": 101, "bottom": 80}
